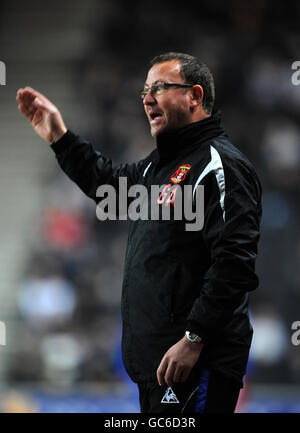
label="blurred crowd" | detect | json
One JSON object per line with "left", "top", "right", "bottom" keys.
{"left": 8, "top": 0, "right": 300, "bottom": 389}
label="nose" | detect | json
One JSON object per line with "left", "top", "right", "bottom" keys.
{"left": 143, "top": 89, "right": 156, "bottom": 106}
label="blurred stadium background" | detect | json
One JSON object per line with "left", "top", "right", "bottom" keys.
{"left": 0, "top": 0, "right": 299, "bottom": 413}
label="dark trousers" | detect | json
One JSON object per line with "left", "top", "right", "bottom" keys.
{"left": 138, "top": 369, "right": 241, "bottom": 413}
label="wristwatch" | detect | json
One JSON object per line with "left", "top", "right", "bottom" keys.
{"left": 185, "top": 331, "right": 202, "bottom": 344}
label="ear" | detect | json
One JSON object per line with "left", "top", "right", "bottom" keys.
{"left": 189, "top": 84, "right": 204, "bottom": 108}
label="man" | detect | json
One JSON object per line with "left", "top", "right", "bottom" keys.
{"left": 17, "top": 52, "right": 262, "bottom": 413}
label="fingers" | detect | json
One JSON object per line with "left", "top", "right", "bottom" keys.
{"left": 157, "top": 356, "right": 192, "bottom": 388}
{"left": 17, "top": 96, "right": 41, "bottom": 122}
{"left": 17, "top": 88, "right": 39, "bottom": 120}
{"left": 16, "top": 86, "right": 56, "bottom": 114}
{"left": 176, "top": 367, "right": 190, "bottom": 383}
{"left": 157, "top": 357, "right": 167, "bottom": 387}
{"left": 157, "top": 357, "right": 186, "bottom": 387}
{"left": 173, "top": 365, "right": 184, "bottom": 384}
{"left": 31, "top": 107, "right": 45, "bottom": 128}
{"left": 164, "top": 362, "right": 176, "bottom": 387}
{"left": 32, "top": 96, "right": 48, "bottom": 111}
{"left": 16, "top": 86, "right": 59, "bottom": 129}
{"left": 17, "top": 102, "right": 33, "bottom": 122}
{"left": 17, "top": 90, "right": 35, "bottom": 120}
{"left": 17, "top": 86, "right": 42, "bottom": 103}
{"left": 172, "top": 363, "right": 191, "bottom": 384}
{"left": 17, "top": 87, "right": 36, "bottom": 107}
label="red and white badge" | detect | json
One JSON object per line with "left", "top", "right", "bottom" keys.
{"left": 170, "top": 164, "right": 191, "bottom": 184}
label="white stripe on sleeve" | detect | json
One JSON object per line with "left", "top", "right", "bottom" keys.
{"left": 193, "top": 145, "right": 226, "bottom": 222}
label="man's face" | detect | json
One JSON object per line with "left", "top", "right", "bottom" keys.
{"left": 143, "top": 60, "right": 193, "bottom": 137}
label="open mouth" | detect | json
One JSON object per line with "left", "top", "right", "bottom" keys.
{"left": 149, "top": 112, "right": 163, "bottom": 123}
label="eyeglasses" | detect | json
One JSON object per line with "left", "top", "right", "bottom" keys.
{"left": 140, "top": 82, "right": 194, "bottom": 100}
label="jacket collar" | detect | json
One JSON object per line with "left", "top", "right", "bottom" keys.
{"left": 155, "top": 110, "right": 225, "bottom": 161}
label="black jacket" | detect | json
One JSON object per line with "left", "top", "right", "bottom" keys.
{"left": 51, "top": 111, "right": 262, "bottom": 387}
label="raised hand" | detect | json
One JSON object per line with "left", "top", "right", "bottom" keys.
{"left": 16, "top": 86, "right": 67, "bottom": 143}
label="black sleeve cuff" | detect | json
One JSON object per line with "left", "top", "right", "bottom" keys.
{"left": 50, "top": 130, "right": 78, "bottom": 154}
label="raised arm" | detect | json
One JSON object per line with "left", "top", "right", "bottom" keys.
{"left": 16, "top": 86, "right": 149, "bottom": 204}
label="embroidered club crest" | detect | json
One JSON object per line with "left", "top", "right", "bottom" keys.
{"left": 170, "top": 164, "right": 191, "bottom": 184}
